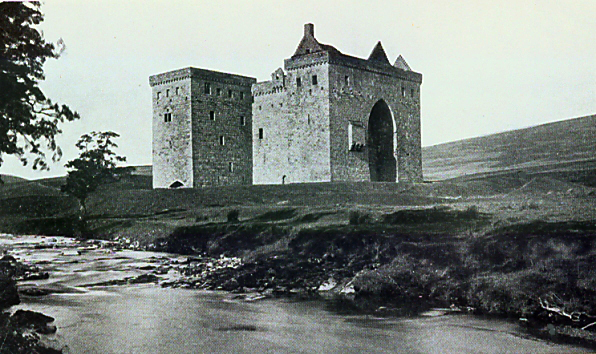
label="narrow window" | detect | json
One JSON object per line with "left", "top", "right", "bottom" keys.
{"left": 240, "top": 91, "right": 244, "bottom": 100}
{"left": 157, "top": 92, "right": 161, "bottom": 100}
{"left": 297, "top": 77, "right": 302, "bottom": 87}
{"left": 401, "top": 87, "right": 406, "bottom": 97}
{"left": 204, "top": 83, "right": 211, "bottom": 94}
{"left": 228, "top": 89, "right": 232, "bottom": 98}
{"left": 209, "top": 111, "right": 215, "bottom": 120}
{"left": 258, "top": 105, "right": 262, "bottom": 111}
{"left": 348, "top": 123, "right": 353, "bottom": 150}
{"left": 219, "top": 136, "right": 225, "bottom": 145}
{"left": 176, "top": 87, "right": 180, "bottom": 95}
{"left": 216, "top": 88, "right": 221, "bottom": 96}
{"left": 166, "top": 89, "right": 170, "bottom": 97}
{"left": 312, "top": 75, "right": 318, "bottom": 85}
{"left": 258, "top": 128, "right": 263, "bottom": 139}
{"left": 345, "top": 75, "right": 350, "bottom": 85}
{"left": 164, "top": 113, "right": 172, "bottom": 122}
{"left": 229, "top": 162, "right": 234, "bottom": 172}
{"left": 411, "top": 88, "right": 415, "bottom": 98}
{"left": 240, "top": 116, "right": 245, "bottom": 126}
{"left": 307, "top": 114, "right": 311, "bottom": 125}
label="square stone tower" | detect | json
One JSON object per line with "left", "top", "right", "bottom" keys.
{"left": 150, "top": 67, "right": 255, "bottom": 188}
{"left": 252, "top": 24, "right": 423, "bottom": 184}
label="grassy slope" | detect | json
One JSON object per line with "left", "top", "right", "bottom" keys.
{"left": 423, "top": 114, "right": 596, "bottom": 184}
{"left": 0, "top": 174, "right": 29, "bottom": 184}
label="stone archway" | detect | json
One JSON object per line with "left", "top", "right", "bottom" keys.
{"left": 367, "top": 100, "right": 396, "bottom": 182}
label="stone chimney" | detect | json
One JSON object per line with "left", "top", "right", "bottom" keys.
{"left": 304, "top": 23, "right": 314, "bottom": 37}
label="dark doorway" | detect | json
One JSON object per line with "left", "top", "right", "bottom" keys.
{"left": 367, "top": 100, "right": 396, "bottom": 182}
{"left": 169, "top": 181, "right": 184, "bottom": 189}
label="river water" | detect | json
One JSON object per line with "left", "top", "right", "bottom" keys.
{"left": 2, "top": 235, "right": 590, "bottom": 353}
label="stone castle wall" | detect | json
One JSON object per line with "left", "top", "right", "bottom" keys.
{"left": 150, "top": 68, "right": 255, "bottom": 188}
{"left": 151, "top": 24, "right": 423, "bottom": 188}
{"left": 150, "top": 69, "right": 194, "bottom": 188}
{"left": 189, "top": 69, "right": 255, "bottom": 187}
{"left": 252, "top": 63, "right": 331, "bottom": 185}
{"left": 328, "top": 61, "right": 423, "bottom": 182}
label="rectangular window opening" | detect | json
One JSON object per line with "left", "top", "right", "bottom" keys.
{"left": 345, "top": 75, "right": 350, "bottom": 85}
{"left": 240, "top": 91, "right": 244, "bottom": 100}
{"left": 209, "top": 111, "right": 215, "bottom": 120}
{"left": 163, "top": 113, "right": 172, "bottom": 122}
{"left": 204, "top": 83, "right": 211, "bottom": 95}
{"left": 228, "top": 90, "right": 232, "bottom": 98}
{"left": 240, "top": 116, "right": 245, "bottom": 126}
{"left": 219, "top": 136, "right": 225, "bottom": 145}
{"left": 216, "top": 88, "right": 221, "bottom": 96}
{"left": 348, "top": 123, "right": 353, "bottom": 150}
{"left": 258, "top": 128, "right": 264, "bottom": 139}
{"left": 229, "top": 162, "right": 234, "bottom": 172}
{"left": 176, "top": 87, "right": 179, "bottom": 95}
{"left": 312, "top": 75, "right": 318, "bottom": 85}
{"left": 411, "top": 88, "right": 415, "bottom": 98}
{"left": 296, "top": 77, "right": 302, "bottom": 87}
{"left": 157, "top": 92, "right": 161, "bottom": 100}
{"left": 401, "top": 87, "right": 406, "bottom": 97}
{"left": 166, "top": 89, "right": 170, "bottom": 97}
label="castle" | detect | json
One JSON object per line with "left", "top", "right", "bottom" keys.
{"left": 150, "top": 24, "right": 422, "bottom": 188}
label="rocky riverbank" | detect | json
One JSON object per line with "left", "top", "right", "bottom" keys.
{"left": 134, "top": 212, "right": 596, "bottom": 349}
{"left": 0, "top": 253, "right": 62, "bottom": 353}
{"left": 3, "top": 209, "right": 596, "bottom": 350}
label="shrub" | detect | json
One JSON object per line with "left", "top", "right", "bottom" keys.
{"left": 254, "top": 208, "right": 296, "bottom": 222}
{"left": 349, "top": 210, "right": 373, "bottom": 225}
{"left": 227, "top": 209, "right": 240, "bottom": 223}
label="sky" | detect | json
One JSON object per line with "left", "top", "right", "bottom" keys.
{"left": 2, "top": 0, "right": 596, "bottom": 180}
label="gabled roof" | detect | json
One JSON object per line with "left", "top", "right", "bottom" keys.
{"left": 292, "top": 23, "right": 344, "bottom": 58}
{"left": 367, "top": 41, "right": 391, "bottom": 65}
{"left": 394, "top": 55, "right": 411, "bottom": 71}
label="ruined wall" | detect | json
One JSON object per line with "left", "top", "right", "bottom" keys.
{"left": 189, "top": 68, "right": 255, "bottom": 187}
{"left": 150, "top": 69, "right": 193, "bottom": 188}
{"left": 252, "top": 64, "right": 331, "bottom": 185}
{"left": 328, "top": 60, "right": 423, "bottom": 182}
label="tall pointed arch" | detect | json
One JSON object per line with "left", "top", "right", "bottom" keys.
{"left": 367, "top": 100, "right": 397, "bottom": 182}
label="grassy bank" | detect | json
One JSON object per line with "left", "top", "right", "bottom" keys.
{"left": 145, "top": 206, "right": 596, "bottom": 338}
{"left": 1, "top": 173, "right": 595, "bottom": 347}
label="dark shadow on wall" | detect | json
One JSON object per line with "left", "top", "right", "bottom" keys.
{"left": 368, "top": 100, "right": 396, "bottom": 182}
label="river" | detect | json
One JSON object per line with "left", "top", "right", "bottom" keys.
{"left": 2, "top": 235, "right": 590, "bottom": 353}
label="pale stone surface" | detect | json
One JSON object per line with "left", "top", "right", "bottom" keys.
{"left": 150, "top": 24, "right": 423, "bottom": 188}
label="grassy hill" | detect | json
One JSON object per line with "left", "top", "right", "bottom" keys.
{"left": 0, "top": 113, "right": 593, "bottom": 233}
{"left": 422, "top": 114, "right": 596, "bottom": 185}
{"left": 0, "top": 174, "right": 29, "bottom": 184}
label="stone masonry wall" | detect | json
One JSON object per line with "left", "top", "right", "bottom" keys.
{"left": 150, "top": 68, "right": 254, "bottom": 188}
{"left": 328, "top": 62, "right": 423, "bottom": 182}
{"left": 189, "top": 68, "right": 255, "bottom": 187}
{"left": 150, "top": 69, "right": 193, "bottom": 188}
{"left": 252, "top": 64, "right": 331, "bottom": 185}
{"left": 151, "top": 24, "right": 423, "bottom": 188}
